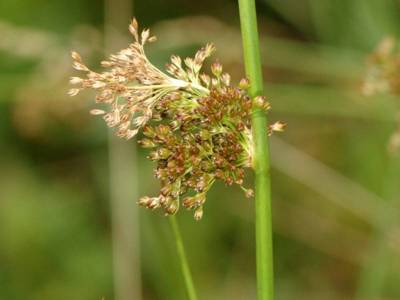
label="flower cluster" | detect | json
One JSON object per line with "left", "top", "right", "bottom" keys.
{"left": 363, "top": 37, "right": 400, "bottom": 96}
{"left": 70, "top": 19, "right": 284, "bottom": 220}
{"left": 362, "top": 37, "right": 400, "bottom": 153}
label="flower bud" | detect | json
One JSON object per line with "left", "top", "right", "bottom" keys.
{"left": 254, "top": 96, "right": 265, "bottom": 107}
{"left": 143, "top": 125, "right": 155, "bottom": 138}
{"left": 165, "top": 201, "right": 178, "bottom": 215}
{"left": 183, "top": 196, "right": 196, "bottom": 209}
{"left": 199, "top": 129, "right": 210, "bottom": 140}
{"left": 211, "top": 61, "right": 222, "bottom": 76}
{"left": 239, "top": 78, "right": 250, "bottom": 90}
{"left": 160, "top": 185, "right": 173, "bottom": 196}
{"left": 70, "top": 77, "right": 83, "bottom": 85}
{"left": 157, "top": 124, "right": 170, "bottom": 136}
{"left": 138, "top": 138, "right": 156, "bottom": 148}
{"left": 221, "top": 73, "right": 231, "bottom": 86}
{"left": 138, "top": 196, "right": 151, "bottom": 207}
{"left": 200, "top": 73, "right": 211, "bottom": 86}
{"left": 245, "top": 188, "right": 254, "bottom": 198}
{"left": 158, "top": 148, "right": 172, "bottom": 159}
{"left": 148, "top": 197, "right": 161, "bottom": 209}
{"left": 148, "top": 151, "right": 160, "bottom": 161}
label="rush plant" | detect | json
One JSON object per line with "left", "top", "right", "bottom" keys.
{"left": 70, "top": 16, "right": 283, "bottom": 299}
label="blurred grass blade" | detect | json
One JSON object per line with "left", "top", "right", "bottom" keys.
{"left": 270, "top": 137, "right": 390, "bottom": 228}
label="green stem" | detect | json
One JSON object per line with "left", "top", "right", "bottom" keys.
{"left": 238, "top": 1, "right": 274, "bottom": 300}
{"left": 169, "top": 215, "right": 198, "bottom": 300}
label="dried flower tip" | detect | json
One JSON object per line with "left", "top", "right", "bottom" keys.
{"left": 138, "top": 196, "right": 161, "bottom": 210}
{"left": 92, "top": 81, "right": 106, "bottom": 89}
{"left": 204, "top": 43, "right": 216, "bottom": 56}
{"left": 183, "top": 194, "right": 206, "bottom": 210}
{"left": 165, "top": 201, "right": 179, "bottom": 215}
{"left": 235, "top": 178, "right": 244, "bottom": 185}
{"left": 138, "top": 196, "right": 151, "bottom": 206}
{"left": 245, "top": 188, "right": 254, "bottom": 198}
{"left": 71, "top": 51, "right": 82, "bottom": 62}
{"left": 129, "top": 18, "right": 139, "bottom": 36}
{"left": 141, "top": 29, "right": 150, "bottom": 44}
{"left": 148, "top": 36, "right": 157, "bottom": 43}
{"left": 221, "top": 73, "right": 231, "bottom": 86}
{"left": 68, "top": 88, "right": 80, "bottom": 97}
{"left": 194, "top": 206, "right": 203, "bottom": 221}
{"left": 148, "top": 197, "right": 161, "bottom": 209}
{"left": 100, "top": 60, "right": 113, "bottom": 67}
{"left": 125, "top": 129, "right": 139, "bottom": 140}
{"left": 156, "top": 124, "right": 171, "bottom": 136}
{"left": 268, "top": 121, "right": 287, "bottom": 136}
{"left": 170, "top": 55, "right": 182, "bottom": 67}
{"left": 143, "top": 125, "right": 156, "bottom": 138}
{"left": 72, "top": 61, "right": 89, "bottom": 71}
{"left": 69, "top": 77, "right": 83, "bottom": 85}
{"left": 90, "top": 109, "right": 106, "bottom": 115}
{"left": 194, "top": 43, "right": 216, "bottom": 65}
{"left": 200, "top": 73, "right": 211, "bottom": 87}
{"left": 254, "top": 96, "right": 270, "bottom": 110}
{"left": 160, "top": 184, "right": 173, "bottom": 196}
{"left": 138, "top": 138, "right": 156, "bottom": 148}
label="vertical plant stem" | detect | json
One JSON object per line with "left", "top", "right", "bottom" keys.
{"left": 238, "top": 1, "right": 274, "bottom": 300}
{"left": 169, "top": 216, "right": 198, "bottom": 300}
{"left": 105, "top": 1, "right": 142, "bottom": 299}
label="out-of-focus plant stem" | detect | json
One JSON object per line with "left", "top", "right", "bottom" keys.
{"left": 105, "top": 0, "right": 142, "bottom": 299}
{"left": 238, "top": 1, "right": 274, "bottom": 299}
{"left": 169, "top": 216, "right": 198, "bottom": 300}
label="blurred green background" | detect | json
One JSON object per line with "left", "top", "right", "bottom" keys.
{"left": 1, "top": 0, "right": 400, "bottom": 299}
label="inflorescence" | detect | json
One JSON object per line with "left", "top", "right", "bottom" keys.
{"left": 363, "top": 37, "right": 400, "bottom": 153}
{"left": 69, "top": 19, "right": 284, "bottom": 220}
{"left": 363, "top": 37, "right": 400, "bottom": 96}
